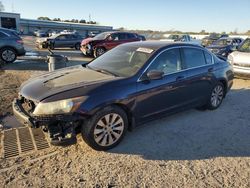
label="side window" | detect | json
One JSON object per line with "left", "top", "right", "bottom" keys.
{"left": 56, "top": 35, "right": 67, "bottom": 40}
{"left": 204, "top": 51, "right": 213, "bottom": 64}
{"left": 182, "top": 48, "right": 207, "bottom": 69}
{"left": 127, "top": 33, "right": 136, "bottom": 39}
{"left": 148, "top": 48, "right": 182, "bottom": 75}
{"left": 119, "top": 33, "right": 127, "bottom": 40}
{"left": 110, "top": 33, "right": 119, "bottom": 41}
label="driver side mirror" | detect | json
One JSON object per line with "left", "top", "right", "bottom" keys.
{"left": 147, "top": 70, "right": 164, "bottom": 80}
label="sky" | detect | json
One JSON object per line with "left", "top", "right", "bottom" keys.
{"left": 1, "top": 0, "right": 250, "bottom": 33}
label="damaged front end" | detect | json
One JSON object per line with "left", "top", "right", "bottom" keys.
{"left": 13, "top": 95, "right": 87, "bottom": 146}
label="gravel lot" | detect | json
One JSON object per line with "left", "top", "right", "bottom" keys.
{"left": 0, "top": 69, "right": 250, "bottom": 187}
{"left": 0, "top": 37, "right": 250, "bottom": 187}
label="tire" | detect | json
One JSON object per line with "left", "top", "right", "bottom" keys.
{"left": 75, "top": 43, "right": 81, "bottom": 50}
{"left": 0, "top": 47, "right": 17, "bottom": 63}
{"left": 81, "top": 106, "right": 128, "bottom": 150}
{"left": 94, "top": 47, "right": 106, "bottom": 58}
{"left": 207, "top": 82, "right": 225, "bottom": 110}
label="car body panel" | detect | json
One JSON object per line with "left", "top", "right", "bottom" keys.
{"left": 14, "top": 42, "right": 233, "bottom": 129}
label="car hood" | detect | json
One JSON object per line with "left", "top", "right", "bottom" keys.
{"left": 230, "top": 51, "right": 250, "bottom": 64}
{"left": 81, "top": 37, "right": 103, "bottom": 45}
{"left": 19, "top": 65, "right": 117, "bottom": 102}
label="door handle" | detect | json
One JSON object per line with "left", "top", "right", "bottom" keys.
{"left": 208, "top": 68, "right": 214, "bottom": 72}
{"left": 176, "top": 76, "right": 185, "bottom": 81}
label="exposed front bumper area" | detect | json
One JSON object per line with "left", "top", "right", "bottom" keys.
{"left": 12, "top": 98, "right": 85, "bottom": 146}
{"left": 80, "top": 45, "right": 93, "bottom": 56}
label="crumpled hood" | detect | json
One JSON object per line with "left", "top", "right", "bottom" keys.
{"left": 81, "top": 37, "right": 102, "bottom": 45}
{"left": 19, "top": 65, "right": 116, "bottom": 102}
{"left": 230, "top": 51, "right": 250, "bottom": 64}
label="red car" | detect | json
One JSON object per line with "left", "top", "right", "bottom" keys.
{"left": 80, "top": 31, "right": 144, "bottom": 57}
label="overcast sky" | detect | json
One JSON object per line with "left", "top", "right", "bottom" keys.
{"left": 1, "top": 0, "right": 250, "bottom": 33}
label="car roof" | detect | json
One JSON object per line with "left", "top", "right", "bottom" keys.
{"left": 121, "top": 41, "right": 202, "bottom": 51}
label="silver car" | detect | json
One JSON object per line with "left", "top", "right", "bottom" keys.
{"left": 228, "top": 38, "right": 250, "bottom": 77}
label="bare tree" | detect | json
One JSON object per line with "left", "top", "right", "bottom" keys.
{"left": 0, "top": 1, "right": 5, "bottom": 12}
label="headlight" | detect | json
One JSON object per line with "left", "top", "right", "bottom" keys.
{"left": 33, "top": 96, "right": 87, "bottom": 115}
{"left": 87, "top": 44, "right": 92, "bottom": 49}
{"left": 227, "top": 55, "right": 234, "bottom": 65}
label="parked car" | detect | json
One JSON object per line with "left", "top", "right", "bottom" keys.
{"left": 161, "top": 34, "right": 191, "bottom": 42}
{"left": 36, "top": 33, "right": 83, "bottom": 50}
{"left": 80, "top": 31, "right": 143, "bottom": 57}
{"left": 228, "top": 38, "right": 250, "bottom": 77}
{"left": 201, "top": 33, "right": 229, "bottom": 47}
{"left": 207, "top": 37, "right": 243, "bottom": 58}
{"left": 13, "top": 41, "right": 233, "bottom": 150}
{"left": 34, "top": 30, "right": 48, "bottom": 37}
{"left": 0, "top": 27, "right": 26, "bottom": 64}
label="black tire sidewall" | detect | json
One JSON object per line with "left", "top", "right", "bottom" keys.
{"left": 0, "top": 48, "right": 17, "bottom": 63}
{"left": 75, "top": 43, "right": 81, "bottom": 50}
{"left": 81, "top": 106, "right": 128, "bottom": 150}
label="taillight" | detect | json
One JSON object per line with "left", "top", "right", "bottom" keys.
{"left": 17, "top": 40, "right": 24, "bottom": 45}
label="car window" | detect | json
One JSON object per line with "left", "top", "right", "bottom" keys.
{"left": 0, "top": 31, "right": 8, "bottom": 38}
{"left": 148, "top": 48, "right": 182, "bottom": 75}
{"left": 110, "top": 33, "right": 119, "bottom": 41}
{"left": 127, "top": 33, "right": 136, "bottom": 39}
{"left": 56, "top": 35, "right": 67, "bottom": 40}
{"left": 204, "top": 51, "right": 213, "bottom": 64}
{"left": 182, "top": 48, "right": 207, "bottom": 69}
{"left": 118, "top": 33, "right": 127, "bottom": 40}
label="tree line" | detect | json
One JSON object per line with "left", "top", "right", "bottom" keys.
{"left": 37, "top": 17, "right": 97, "bottom": 24}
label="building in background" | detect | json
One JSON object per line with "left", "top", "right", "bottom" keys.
{"left": 0, "top": 12, "right": 113, "bottom": 37}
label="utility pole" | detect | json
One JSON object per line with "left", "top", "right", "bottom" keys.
{"left": 89, "top": 14, "right": 91, "bottom": 22}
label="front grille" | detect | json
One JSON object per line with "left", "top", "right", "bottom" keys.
{"left": 233, "top": 63, "right": 250, "bottom": 68}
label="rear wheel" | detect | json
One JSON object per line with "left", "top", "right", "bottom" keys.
{"left": 94, "top": 47, "right": 106, "bottom": 58}
{"left": 207, "top": 82, "right": 225, "bottom": 110}
{"left": 81, "top": 106, "right": 128, "bottom": 150}
{"left": 0, "top": 47, "right": 17, "bottom": 63}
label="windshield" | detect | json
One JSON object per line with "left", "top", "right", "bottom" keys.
{"left": 87, "top": 45, "right": 154, "bottom": 77}
{"left": 238, "top": 39, "right": 250, "bottom": 53}
{"left": 93, "top": 32, "right": 111, "bottom": 40}
{"left": 168, "top": 35, "right": 179, "bottom": 40}
{"left": 212, "top": 39, "right": 232, "bottom": 46}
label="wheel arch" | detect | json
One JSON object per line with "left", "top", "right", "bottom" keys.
{"left": 217, "top": 78, "right": 228, "bottom": 97}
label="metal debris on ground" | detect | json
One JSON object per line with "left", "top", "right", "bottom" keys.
{"left": 1, "top": 127, "right": 50, "bottom": 158}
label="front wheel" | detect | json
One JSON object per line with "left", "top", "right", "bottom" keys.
{"left": 94, "top": 47, "right": 106, "bottom": 58}
{"left": 207, "top": 82, "right": 225, "bottom": 110}
{"left": 75, "top": 43, "right": 81, "bottom": 50}
{"left": 81, "top": 106, "right": 128, "bottom": 150}
{"left": 0, "top": 48, "right": 17, "bottom": 63}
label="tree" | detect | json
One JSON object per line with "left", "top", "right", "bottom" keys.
{"left": 37, "top": 17, "right": 51, "bottom": 21}
{"left": 0, "top": 1, "right": 4, "bottom": 11}
{"left": 245, "top": 30, "right": 250, "bottom": 35}
{"left": 79, "top": 19, "right": 86, "bottom": 23}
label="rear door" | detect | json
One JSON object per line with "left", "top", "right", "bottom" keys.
{"left": 54, "top": 34, "right": 68, "bottom": 48}
{"left": 181, "top": 47, "right": 215, "bottom": 105}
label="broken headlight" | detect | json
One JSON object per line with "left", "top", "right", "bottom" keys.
{"left": 33, "top": 96, "right": 87, "bottom": 115}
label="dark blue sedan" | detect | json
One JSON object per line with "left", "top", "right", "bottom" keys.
{"left": 13, "top": 41, "right": 234, "bottom": 150}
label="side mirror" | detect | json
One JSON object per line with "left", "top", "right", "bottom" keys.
{"left": 147, "top": 70, "right": 164, "bottom": 80}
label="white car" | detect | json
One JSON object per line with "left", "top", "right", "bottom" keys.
{"left": 228, "top": 38, "right": 250, "bottom": 76}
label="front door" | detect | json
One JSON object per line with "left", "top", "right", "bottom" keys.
{"left": 135, "top": 48, "right": 189, "bottom": 122}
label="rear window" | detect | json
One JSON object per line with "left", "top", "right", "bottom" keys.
{"left": 204, "top": 51, "right": 213, "bottom": 64}
{"left": 182, "top": 48, "right": 207, "bottom": 69}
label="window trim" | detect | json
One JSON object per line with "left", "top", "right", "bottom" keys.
{"left": 137, "top": 46, "right": 214, "bottom": 82}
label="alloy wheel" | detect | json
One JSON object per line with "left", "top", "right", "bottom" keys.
{"left": 93, "top": 113, "right": 124, "bottom": 147}
{"left": 2, "top": 49, "right": 16, "bottom": 62}
{"left": 210, "top": 85, "right": 224, "bottom": 108}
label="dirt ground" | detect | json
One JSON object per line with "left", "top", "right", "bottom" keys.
{"left": 0, "top": 70, "right": 250, "bottom": 188}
